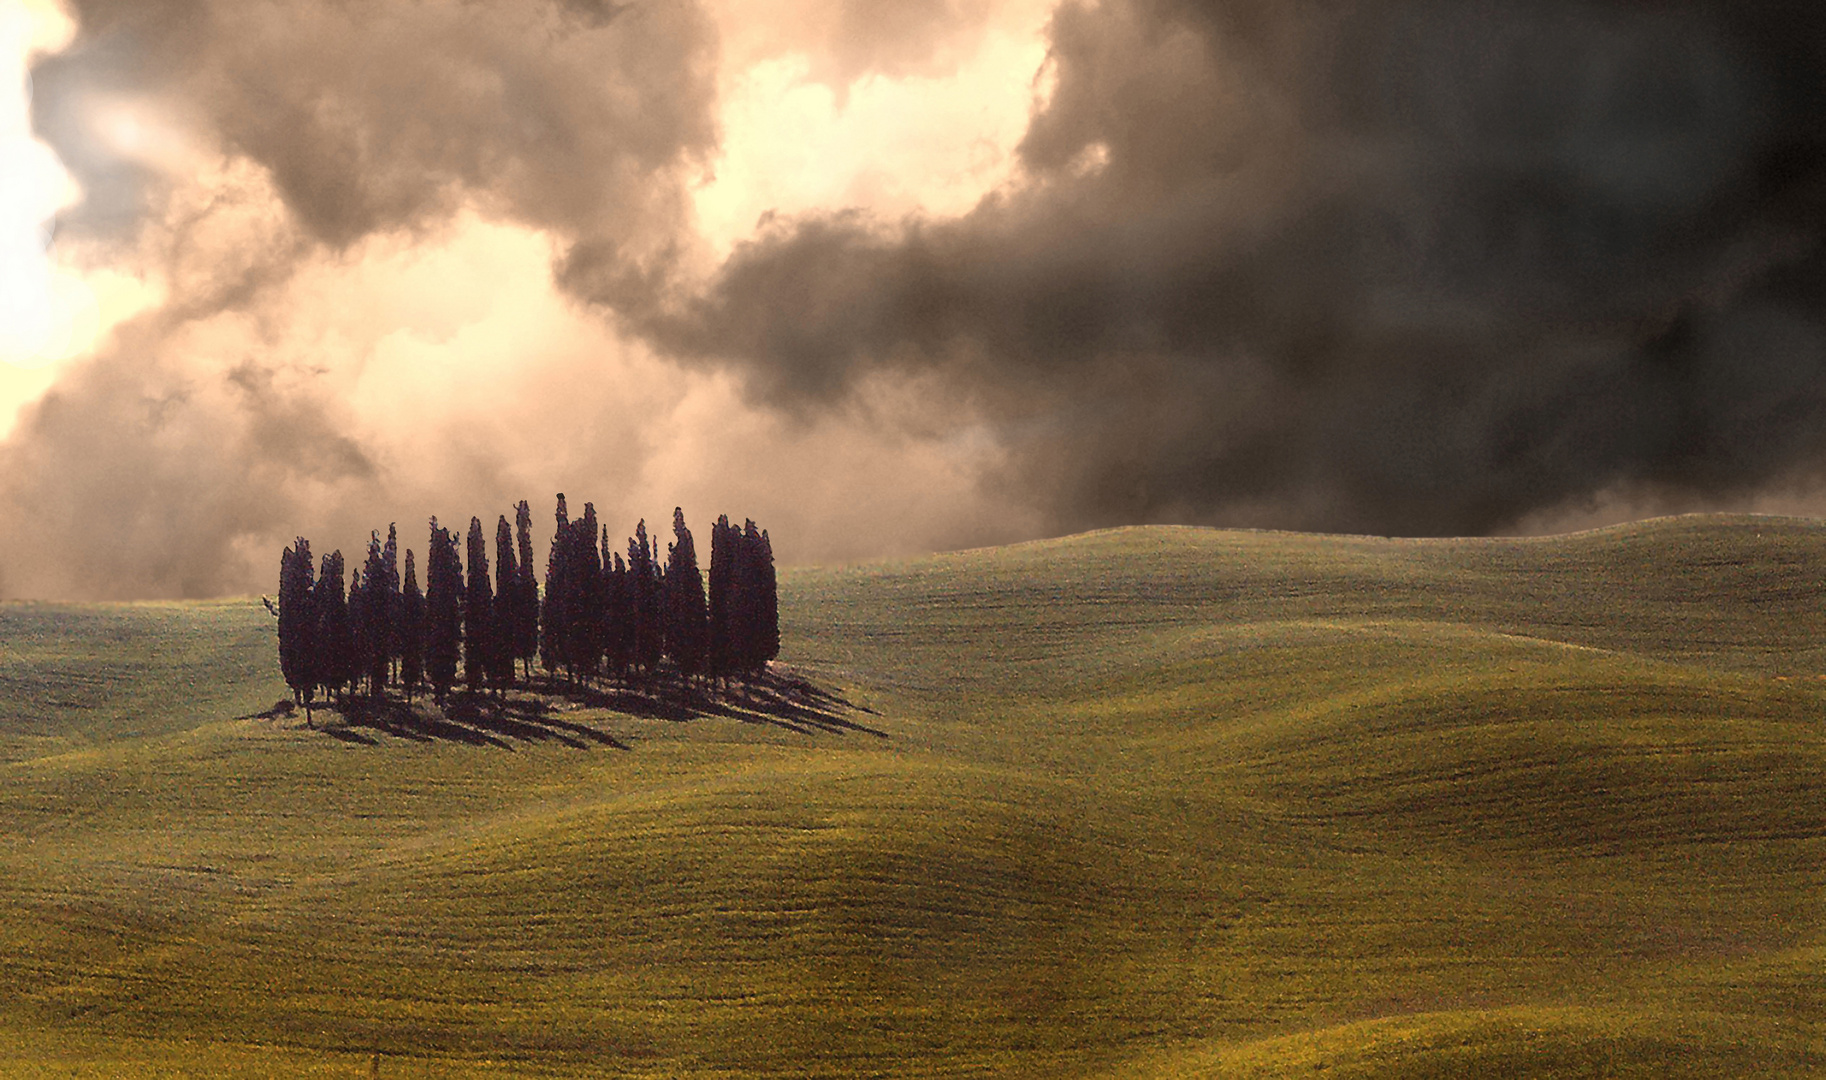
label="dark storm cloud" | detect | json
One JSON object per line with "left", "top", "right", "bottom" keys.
{"left": 625, "top": 0, "right": 1826, "bottom": 536}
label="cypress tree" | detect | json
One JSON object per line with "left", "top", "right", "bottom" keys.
{"left": 569, "top": 504, "right": 603, "bottom": 679}
{"left": 361, "top": 530, "right": 391, "bottom": 699}
{"left": 664, "top": 508, "right": 709, "bottom": 681}
{"left": 349, "top": 566, "right": 371, "bottom": 701}
{"left": 541, "top": 495, "right": 570, "bottom": 677}
{"left": 401, "top": 549, "right": 424, "bottom": 700}
{"left": 492, "top": 515, "right": 519, "bottom": 688}
{"left": 382, "top": 524, "right": 402, "bottom": 682}
{"left": 729, "top": 520, "right": 779, "bottom": 677}
{"left": 727, "top": 521, "right": 756, "bottom": 677}
{"left": 465, "top": 516, "right": 494, "bottom": 694}
{"left": 604, "top": 549, "right": 632, "bottom": 681}
{"left": 426, "top": 520, "right": 462, "bottom": 706}
{"left": 513, "top": 500, "right": 539, "bottom": 679}
{"left": 707, "top": 516, "right": 735, "bottom": 682}
{"left": 278, "top": 538, "right": 317, "bottom": 714}
{"left": 754, "top": 525, "right": 780, "bottom": 669}
{"left": 315, "top": 550, "right": 353, "bottom": 703}
{"left": 628, "top": 521, "right": 664, "bottom": 677}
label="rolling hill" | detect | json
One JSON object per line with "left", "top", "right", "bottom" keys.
{"left": 0, "top": 514, "right": 1821, "bottom": 1076}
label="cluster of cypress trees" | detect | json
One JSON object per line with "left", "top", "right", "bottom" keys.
{"left": 275, "top": 498, "right": 778, "bottom": 716}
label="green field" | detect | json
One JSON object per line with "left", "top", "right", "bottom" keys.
{"left": 1, "top": 514, "right": 1823, "bottom": 1076}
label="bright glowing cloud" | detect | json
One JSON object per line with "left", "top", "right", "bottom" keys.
{"left": 0, "top": 0, "right": 80, "bottom": 369}
{"left": 0, "top": 1, "right": 161, "bottom": 437}
{"left": 692, "top": 0, "right": 1051, "bottom": 259}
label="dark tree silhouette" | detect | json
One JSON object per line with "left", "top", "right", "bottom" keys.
{"left": 314, "top": 550, "right": 353, "bottom": 703}
{"left": 401, "top": 548, "right": 424, "bottom": 700}
{"left": 513, "top": 500, "right": 539, "bottom": 679}
{"left": 274, "top": 503, "right": 782, "bottom": 728}
{"left": 349, "top": 565, "right": 372, "bottom": 701}
{"left": 604, "top": 548, "right": 632, "bottom": 681}
{"left": 381, "top": 523, "right": 402, "bottom": 682}
{"left": 465, "top": 516, "right": 494, "bottom": 694}
{"left": 751, "top": 523, "right": 780, "bottom": 670}
{"left": 360, "top": 530, "right": 391, "bottom": 699}
{"left": 718, "top": 519, "right": 780, "bottom": 678}
{"left": 707, "top": 515, "right": 736, "bottom": 681}
{"left": 278, "top": 537, "right": 317, "bottom": 718}
{"left": 665, "top": 508, "right": 709, "bottom": 681}
{"left": 569, "top": 503, "right": 604, "bottom": 679}
{"left": 426, "top": 520, "right": 462, "bottom": 706}
{"left": 628, "top": 520, "right": 663, "bottom": 677}
{"left": 726, "top": 520, "right": 758, "bottom": 676}
{"left": 492, "top": 515, "right": 519, "bottom": 688}
{"left": 541, "top": 494, "right": 570, "bottom": 676}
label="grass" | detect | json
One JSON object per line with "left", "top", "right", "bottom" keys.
{"left": 0, "top": 513, "right": 1822, "bottom": 1075}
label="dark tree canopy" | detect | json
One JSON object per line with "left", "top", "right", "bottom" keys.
{"left": 360, "top": 530, "right": 392, "bottom": 699}
{"left": 464, "top": 516, "right": 494, "bottom": 693}
{"left": 512, "top": 500, "right": 539, "bottom": 677}
{"left": 381, "top": 524, "right": 403, "bottom": 677}
{"left": 278, "top": 537, "right": 317, "bottom": 709}
{"left": 491, "top": 515, "right": 519, "bottom": 687}
{"left": 707, "top": 516, "right": 736, "bottom": 680}
{"left": 664, "top": 507, "right": 708, "bottom": 679}
{"left": 602, "top": 534, "right": 631, "bottom": 680}
{"left": 749, "top": 523, "right": 780, "bottom": 669}
{"left": 276, "top": 499, "right": 781, "bottom": 716}
{"left": 541, "top": 494, "right": 570, "bottom": 676}
{"left": 628, "top": 520, "right": 664, "bottom": 676}
{"left": 401, "top": 548, "right": 424, "bottom": 699}
{"left": 314, "top": 550, "right": 353, "bottom": 701}
{"left": 349, "top": 565, "right": 371, "bottom": 700}
{"left": 569, "top": 503, "right": 604, "bottom": 679}
{"left": 425, "top": 520, "right": 462, "bottom": 705}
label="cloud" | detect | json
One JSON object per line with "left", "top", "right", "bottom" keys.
{"left": 712, "top": 0, "right": 998, "bottom": 95}
{"left": 33, "top": 0, "right": 719, "bottom": 253}
{"left": 9, "top": 0, "right": 1826, "bottom": 599}
{"left": 623, "top": 0, "right": 1826, "bottom": 536}
{"left": 0, "top": 200, "right": 1027, "bottom": 598}
{"left": 0, "top": 0, "right": 720, "bottom": 599}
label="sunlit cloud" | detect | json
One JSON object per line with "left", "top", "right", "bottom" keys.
{"left": 691, "top": 0, "right": 1051, "bottom": 261}
{"left": 0, "top": 1, "right": 164, "bottom": 439}
{"left": 0, "top": 0, "right": 80, "bottom": 369}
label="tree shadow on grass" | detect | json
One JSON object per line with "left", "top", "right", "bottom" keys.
{"left": 296, "top": 665, "right": 881, "bottom": 749}
{"left": 323, "top": 696, "right": 515, "bottom": 750}
{"left": 445, "top": 696, "right": 630, "bottom": 750}
{"left": 321, "top": 726, "right": 379, "bottom": 746}
{"left": 236, "top": 699, "right": 299, "bottom": 721}
{"left": 538, "top": 666, "right": 889, "bottom": 740}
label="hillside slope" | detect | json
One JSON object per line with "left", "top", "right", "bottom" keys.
{"left": 0, "top": 514, "right": 1821, "bottom": 1076}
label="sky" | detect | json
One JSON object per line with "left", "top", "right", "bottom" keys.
{"left": 2, "top": 0, "right": 1824, "bottom": 599}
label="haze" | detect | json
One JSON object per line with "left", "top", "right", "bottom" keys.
{"left": 3, "top": 0, "right": 1825, "bottom": 599}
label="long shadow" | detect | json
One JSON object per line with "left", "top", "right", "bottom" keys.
{"left": 488, "top": 696, "right": 631, "bottom": 748}
{"left": 740, "top": 670, "right": 890, "bottom": 738}
{"left": 331, "top": 696, "right": 514, "bottom": 749}
{"left": 533, "top": 667, "right": 888, "bottom": 740}
{"left": 447, "top": 697, "right": 631, "bottom": 751}
{"left": 321, "top": 726, "right": 379, "bottom": 746}
{"left": 236, "top": 700, "right": 301, "bottom": 721}
{"left": 287, "top": 666, "right": 880, "bottom": 750}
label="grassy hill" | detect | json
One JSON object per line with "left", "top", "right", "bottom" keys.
{"left": 0, "top": 514, "right": 1822, "bottom": 1076}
